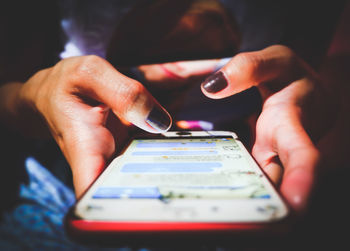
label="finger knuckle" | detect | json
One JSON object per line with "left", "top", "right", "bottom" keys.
{"left": 117, "top": 82, "right": 146, "bottom": 116}
{"left": 73, "top": 55, "right": 106, "bottom": 82}
{"left": 234, "top": 52, "right": 264, "bottom": 81}
{"left": 270, "top": 44, "right": 295, "bottom": 57}
{"left": 269, "top": 45, "right": 300, "bottom": 68}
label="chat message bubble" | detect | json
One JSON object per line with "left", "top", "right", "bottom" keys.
{"left": 136, "top": 142, "right": 216, "bottom": 148}
{"left": 93, "top": 187, "right": 161, "bottom": 199}
{"left": 121, "top": 162, "right": 222, "bottom": 173}
{"left": 132, "top": 150, "right": 218, "bottom": 156}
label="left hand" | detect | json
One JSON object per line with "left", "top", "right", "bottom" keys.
{"left": 201, "top": 45, "right": 338, "bottom": 212}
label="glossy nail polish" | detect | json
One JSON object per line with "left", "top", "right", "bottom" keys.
{"left": 202, "top": 71, "right": 228, "bottom": 93}
{"left": 146, "top": 106, "right": 172, "bottom": 132}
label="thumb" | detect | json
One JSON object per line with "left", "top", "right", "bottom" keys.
{"left": 253, "top": 108, "right": 320, "bottom": 212}
{"left": 201, "top": 45, "right": 304, "bottom": 99}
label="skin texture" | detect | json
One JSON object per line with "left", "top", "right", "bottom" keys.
{"left": 8, "top": 55, "right": 172, "bottom": 197}
{"left": 201, "top": 45, "right": 338, "bottom": 212}
{"left": 0, "top": 45, "right": 342, "bottom": 214}
{"left": 1, "top": 56, "right": 219, "bottom": 198}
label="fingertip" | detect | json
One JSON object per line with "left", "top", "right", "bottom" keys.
{"left": 201, "top": 71, "right": 228, "bottom": 95}
{"left": 122, "top": 101, "right": 172, "bottom": 134}
{"left": 145, "top": 105, "right": 172, "bottom": 133}
{"left": 200, "top": 66, "right": 250, "bottom": 99}
{"left": 281, "top": 168, "right": 314, "bottom": 213}
{"left": 285, "top": 192, "right": 308, "bottom": 214}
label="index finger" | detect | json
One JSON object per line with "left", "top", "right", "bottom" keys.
{"left": 201, "top": 45, "right": 307, "bottom": 99}
{"left": 66, "top": 55, "right": 172, "bottom": 133}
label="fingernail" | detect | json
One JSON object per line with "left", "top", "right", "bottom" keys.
{"left": 201, "top": 71, "right": 228, "bottom": 93}
{"left": 146, "top": 106, "right": 172, "bottom": 132}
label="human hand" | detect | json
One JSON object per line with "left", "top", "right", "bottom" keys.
{"left": 201, "top": 45, "right": 338, "bottom": 212}
{"left": 135, "top": 59, "right": 221, "bottom": 113}
{"left": 138, "top": 59, "right": 222, "bottom": 88}
{"left": 18, "top": 55, "right": 171, "bottom": 197}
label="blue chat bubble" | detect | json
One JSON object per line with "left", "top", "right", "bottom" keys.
{"left": 132, "top": 150, "right": 218, "bottom": 156}
{"left": 136, "top": 142, "right": 216, "bottom": 148}
{"left": 121, "top": 162, "right": 222, "bottom": 173}
{"left": 93, "top": 187, "right": 161, "bottom": 199}
{"left": 254, "top": 194, "right": 271, "bottom": 199}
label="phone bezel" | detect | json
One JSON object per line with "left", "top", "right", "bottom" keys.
{"left": 65, "top": 131, "right": 291, "bottom": 240}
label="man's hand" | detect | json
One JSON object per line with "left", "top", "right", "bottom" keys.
{"left": 16, "top": 55, "right": 171, "bottom": 197}
{"left": 201, "top": 45, "right": 337, "bottom": 212}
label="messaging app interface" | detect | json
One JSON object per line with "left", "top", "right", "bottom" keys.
{"left": 93, "top": 137, "right": 270, "bottom": 200}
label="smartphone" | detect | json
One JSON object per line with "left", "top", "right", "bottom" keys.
{"left": 66, "top": 131, "right": 289, "bottom": 244}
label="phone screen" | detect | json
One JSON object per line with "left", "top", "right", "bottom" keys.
{"left": 94, "top": 136, "right": 269, "bottom": 200}
{"left": 75, "top": 133, "right": 288, "bottom": 222}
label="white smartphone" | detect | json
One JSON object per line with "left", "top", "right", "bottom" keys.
{"left": 66, "top": 131, "right": 289, "bottom": 242}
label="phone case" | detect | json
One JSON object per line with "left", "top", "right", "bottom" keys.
{"left": 65, "top": 207, "right": 290, "bottom": 245}
{"left": 65, "top": 131, "right": 291, "bottom": 245}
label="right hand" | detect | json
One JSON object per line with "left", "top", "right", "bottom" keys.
{"left": 18, "top": 55, "right": 172, "bottom": 197}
